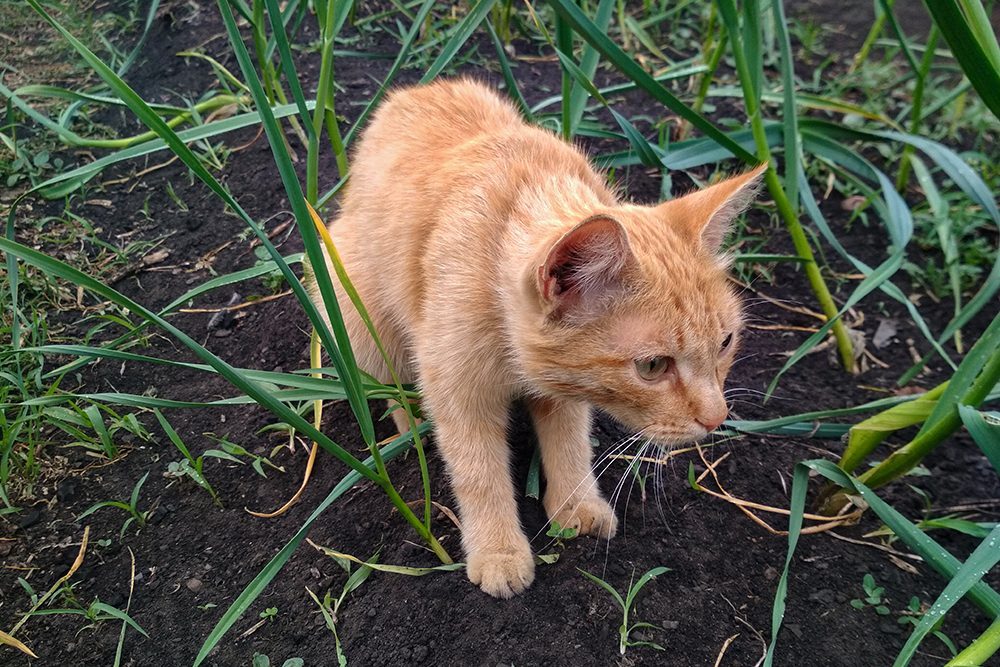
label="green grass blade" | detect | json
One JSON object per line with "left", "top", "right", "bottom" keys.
{"left": 263, "top": 0, "right": 316, "bottom": 139}
{"left": 84, "top": 404, "right": 116, "bottom": 459}
{"left": 762, "top": 462, "right": 809, "bottom": 667}
{"left": 483, "top": 20, "right": 533, "bottom": 121}
{"left": 893, "top": 522, "right": 1000, "bottom": 666}
{"left": 129, "top": 472, "right": 149, "bottom": 511}
{"left": 545, "top": 0, "right": 756, "bottom": 163}
{"left": 770, "top": 0, "right": 799, "bottom": 208}
{"left": 623, "top": 567, "right": 670, "bottom": 610}
{"left": 578, "top": 568, "right": 626, "bottom": 609}
{"left": 530, "top": 61, "right": 707, "bottom": 113}
{"left": 0, "top": 237, "right": 376, "bottom": 483}
{"left": 92, "top": 602, "right": 149, "bottom": 638}
{"left": 213, "top": 0, "right": 374, "bottom": 444}
{"left": 914, "top": 310, "right": 1000, "bottom": 440}
{"left": 609, "top": 109, "right": 660, "bottom": 168}
{"left": 153, "top": 409, "right": 195, "bottom": 462}
{"left": 958, "top": 406, "right": 1000, "bottom": 475}
{"left": 921, "top": 0, "right": 1000, "bottom": 119}
{"left": 568, "top": 0, "right": 615, "bottom": 135}
{"left": 419, "top": 0, "right": 500, "bottom": 84}
{"left": 554, "top": 48, "right": 608, "bottom": 107}
{"left": 838, "top": 384, "right": 944, "bottom": 474}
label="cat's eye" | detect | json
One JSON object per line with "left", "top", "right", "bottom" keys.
{"left": 635, "top": 356, "right": 673, "bottom": 381}
{"left": 720, "top": 332, "right": 734, "bottom": 352}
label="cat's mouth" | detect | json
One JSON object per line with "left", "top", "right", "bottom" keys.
{"left": 632, "top": 422, "right": 715, "bottom": 445}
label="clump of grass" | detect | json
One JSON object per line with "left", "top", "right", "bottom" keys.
{"left": 76, "top": 471, "right": 151, "bottom": 537}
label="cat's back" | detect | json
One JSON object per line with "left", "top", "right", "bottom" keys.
{"left": 375, "top": 78, "right": 522, "bottom": 144}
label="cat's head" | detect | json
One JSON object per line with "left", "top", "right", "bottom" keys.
{"left": 522, "top": 164, "right": 766, "bottom": 445}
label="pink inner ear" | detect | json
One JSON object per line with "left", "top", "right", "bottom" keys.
{"left": 539, "top": 216, "right": 632, "bottom": 312}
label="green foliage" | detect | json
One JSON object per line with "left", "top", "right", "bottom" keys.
{"left": 252, "top": 654, "right": 304, "bottom": 667}
{"left": 849, "top": 574, "right": 891, "bottom": 615}
{"left": 545, "top": 520, "right": 578, "bottom": 548}
{"left": 76, "top": 472, "right": 151, "bottom": 538}
{"left": 579, "top": 566, "right": 671, "bottom": 654}
{"left": 307, "top": 550, "right": 378, "bottom": 667}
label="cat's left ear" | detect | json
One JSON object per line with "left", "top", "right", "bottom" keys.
{"left": 665, "top": 162, "right": 767, "bottom": 251}
{"left": 537, "top": 215, "right": 634, "bottom": 319}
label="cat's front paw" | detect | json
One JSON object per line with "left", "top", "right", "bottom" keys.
{"left": 467, "top": 543, "right": 535, "bottom": 599}
{"left": 549, "top": 496, "right": 618, "bottom": 539}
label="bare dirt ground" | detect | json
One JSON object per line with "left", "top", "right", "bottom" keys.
{"left": 2, "top": 2, "right": 998, "bottom": 666}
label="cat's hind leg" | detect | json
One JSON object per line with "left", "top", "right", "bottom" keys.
{"left": 528, "top": 396, "right": 618, "bottom": 539}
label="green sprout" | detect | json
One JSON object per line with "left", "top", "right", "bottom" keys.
{"left": 579, "top": 566, "right": 670, "bottom": 654}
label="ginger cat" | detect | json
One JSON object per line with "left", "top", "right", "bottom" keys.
{"left": 307, "top": 78, "right": 765, "bottom": 598}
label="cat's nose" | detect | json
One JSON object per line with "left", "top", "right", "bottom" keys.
{"left": 697, "top": 406, "right": 727, "bottom": 433}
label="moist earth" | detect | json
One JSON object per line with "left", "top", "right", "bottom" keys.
{"left": 2, "top": 2, "right": 999, "bottom": 667}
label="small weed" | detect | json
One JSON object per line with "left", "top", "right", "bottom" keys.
{"left": 259, "top": 606, "right": 279, "bottom": 622}
{"left": 307, "top": 551, "right": 378, "bottom": 667}
{"left": 850, "top": 573, "right": 891, "bottom": 615}
{"left": 251, "top": 654, "right": 304, "bottom": 667}
{"left": 165, "top": 181, "right": 189, "bottom": 211}
{"left": 22, "top": 594, "right": 148, "bottom": 639}
{"left": 253, "top": 246, "right": 287, "bottom": 294}
{"left": 897, "top": 596, "right": 958, "bottom": 656}
{"left": 206, "top": 434, "right": 283, "bottom": 477}
{"left": 2, "top": 143, "right": 64, "bottom": 188}
{"left": 156, "top": 409, "right": 226, "bottom": 506}
{"left": 546, "top": 520, "right": 578, "bottom": 548}
{"left": 579, "top": 566, "right": 670, "bottom": 654}
{"left": 77, "top": 472, "right": 152, "bottom": 538}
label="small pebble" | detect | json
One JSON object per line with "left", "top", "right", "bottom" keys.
{"left": 879, "top": 620, "right": 903, "bottom": 635}
{"left": 149, "top": 506, "right": 170, "bottom": 525}
{"left": 17, "top": 510, "right": 40, "bottom": 529}
{"left": 56, "top": 483, "right": 77, "bottom": 503}
{"left": 412, "top": 645, "right": 428, "bottom": 663}
{"left": 808, "top": 589, "right": 836, "bottom": 604}
{"left": 186, "top": 578, "right": 203, "bottom": 593}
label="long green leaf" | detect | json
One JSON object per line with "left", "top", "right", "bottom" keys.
{"left": 920, "top": 0, "right": 1000, "bottom": 119}
{"left": 958, "top": 406, "right": 1000, "bottom": 475}
{"left": 545, "top": 0, "right": 756, "bottom": 163}
{"left": 419, "top": 0, "right": 500, "bottom": 84}
{"left": 0, "top": 236, "right": 378, "bottom": 485}
{"left": 893, "top": 522, "right": 1000, "bottom": 666}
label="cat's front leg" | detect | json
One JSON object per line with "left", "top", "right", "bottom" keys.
{"left": 528, "top": 396, "right": 618, "bottom": 539}
{"left": 432, "top": 400, "right": 534, "bottom": 598}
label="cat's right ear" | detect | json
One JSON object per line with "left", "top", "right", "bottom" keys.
{"left": 537, "top": 215, "right": 633, "bottom": 320}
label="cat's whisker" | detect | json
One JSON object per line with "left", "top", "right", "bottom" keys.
{"left": 528, "top": 434, "right": 640, "bottom": 545}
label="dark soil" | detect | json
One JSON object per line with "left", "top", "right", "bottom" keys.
{"left": 2, "top": 2, "right": 999, "bottom": 667}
